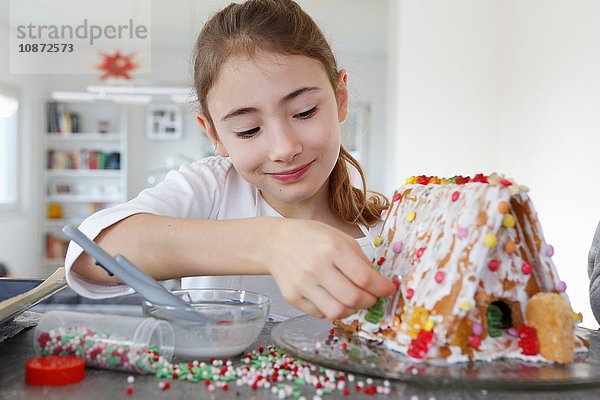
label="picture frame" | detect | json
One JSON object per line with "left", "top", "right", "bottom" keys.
{"left": 146, "top": 103, "right": 183, "bottom": 141}
{"left": 340, "top": 102, "right": 370, "bottom": 164}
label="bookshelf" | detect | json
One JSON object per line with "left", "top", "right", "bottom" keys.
{"left": 42, "top": 100, "right": 128, "bottom": 276}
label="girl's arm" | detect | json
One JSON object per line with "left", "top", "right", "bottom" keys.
{"left": 71, "top": 214, "right": 395, "bottom": 320}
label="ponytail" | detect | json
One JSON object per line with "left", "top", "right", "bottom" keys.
{"left": 329, "top": 146, "right": 389, "bottom": 227}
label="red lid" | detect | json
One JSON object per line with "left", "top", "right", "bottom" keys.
{"left": 25, "top": 356, "right": 85, "bottom": 386}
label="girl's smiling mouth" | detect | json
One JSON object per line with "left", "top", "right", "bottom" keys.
{"left": 266, "top": 161, "right": 314, "bottom": 183}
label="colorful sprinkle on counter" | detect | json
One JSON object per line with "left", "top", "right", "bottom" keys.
{"left": 144, "top": 345, "right": 391, "bottom": 398}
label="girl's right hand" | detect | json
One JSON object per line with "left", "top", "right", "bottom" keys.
{"left": 261, "top": 218, "right": 396, "bottom": 320}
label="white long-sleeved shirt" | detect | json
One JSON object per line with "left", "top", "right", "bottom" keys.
{"left": 64, "top": 156, "right": 382, "bottom": 317}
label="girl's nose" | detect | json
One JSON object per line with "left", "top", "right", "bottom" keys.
{"left": 269, "top": 124, "right": 302, "bottom": 163}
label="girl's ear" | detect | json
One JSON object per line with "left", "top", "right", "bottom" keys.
{"left": 336, "top": 69, "right": 349, "bottom": 124}
{"left": 196, "top": 113, "right": 229, "bottom": 157}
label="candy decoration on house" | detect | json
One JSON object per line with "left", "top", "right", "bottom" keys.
{"left": 336, "top": 173, "right": 587, "bottom": 363}
{"left": 97, "top": 50, "right": 138, "bottom": 80}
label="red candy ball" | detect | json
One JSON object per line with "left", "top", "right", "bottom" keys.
{"left": 522, "top": 262, "right": 532, "bottom": 275}
{"left": 488, "top": 259, "right": 500, "bottom": 272}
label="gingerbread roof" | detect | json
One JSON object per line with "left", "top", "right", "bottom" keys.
{"left": 373, "top": 173, "right": 565, "bottom": 338}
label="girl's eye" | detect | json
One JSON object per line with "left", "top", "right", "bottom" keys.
{"left": 234, "top": 127, "right": 260, "bottom": 139}
{"left": 295, "top": 106, "right": 317, "bottom": 120}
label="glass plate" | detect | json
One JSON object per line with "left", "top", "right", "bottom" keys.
{"left": 271, "top": 315, "right": 600, "bottom": 390}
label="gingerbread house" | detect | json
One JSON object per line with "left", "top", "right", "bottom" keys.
{"left": 337, "top": 174, "right": 586, "bottom": 363}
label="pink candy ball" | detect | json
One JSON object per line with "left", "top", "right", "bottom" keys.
{"left": 392, "top": 242, "right": 403, "bottom": 254}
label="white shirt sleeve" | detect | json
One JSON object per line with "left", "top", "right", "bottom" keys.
{"left": 64, "top": 156, "right": 234, "bottom": 299}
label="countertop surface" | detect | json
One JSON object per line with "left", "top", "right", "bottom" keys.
{"left": 2, "top": 311, "right": 600, "bottom": 400}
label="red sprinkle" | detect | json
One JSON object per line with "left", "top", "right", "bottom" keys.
{"left": 488, "top": 259, "right": 500, "bottom": 272}
{"left": 329, "top": 329, "right": 335, "bottom": 336}
{"left": 408, "top": 329, "right": 434, "bottom": 359}
{"left": 392, "top": 192, "right": 401, "bottom": 202}
{"left": 341, "top": 343, "right": 348, "bottom": 350}
{"left": 416, "top": 175, "right": 430, "bottom": 185}
{"left": 164, "top": 382, "right": 171, "bottom": 390}
{"left": 343, "top": 387, "right": 351, "bottom": 396}
{"left": 126, "top": 386, "right": 134, "bottom": 395}
{"left": 451, "top": 191, "right": 460, "bottom": 202}
{"left": 416, "top": 248, "right": 425, "bottom": 258}
{"left": 435, "top": 271, "right": 445, "bottom": 283}
{"left": 406, "top": 288, "right": 414, "bottom": 300}
{"left": 172, "top": 373, "right": 178, "bottom": 379}
{"left": 223, "top": 383, "right": 229, "bottom": 391}
{"left": 204, "top": 379, "right": 211, "bottom": 385}
{"left": 468, "top": 335, "right": 481, "bottom": 348}
{"left": 377, "top": 257, "right": 385, "bottom": 266}
{"left": 522, "top": 262, "right": 532, "bottom": 275}
{"left": 472, "top": 173, "right": 489, "bottom": 184}
{"left": 500, "top": 179, "right": 512, "bottom": 186}
{"left": 518, "top": 325, "right": 539, "bottom": 355}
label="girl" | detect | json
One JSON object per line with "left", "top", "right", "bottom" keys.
{"left": 65, "top": 0, "right": 396, "bottom": 319}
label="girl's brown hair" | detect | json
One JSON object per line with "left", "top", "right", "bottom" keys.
{"left": 193, "top": 0, "right": 388, "bottom": 226}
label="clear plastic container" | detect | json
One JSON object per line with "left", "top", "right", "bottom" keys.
{"left": 34, "top": 310, "right": 175, "bottom": 374}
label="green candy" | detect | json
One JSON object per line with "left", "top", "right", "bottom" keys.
{"left": 365, "top": 297, "right": 386, "bottom": 324}
{"left": 487, "top": 304, "right": 502, "bottom": 337}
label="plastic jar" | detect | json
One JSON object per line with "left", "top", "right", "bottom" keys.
{"left": 33, "top": 311, "right": 175, "bottom": 374}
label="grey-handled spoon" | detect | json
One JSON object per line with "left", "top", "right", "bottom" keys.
{"left": 62, "top": 225, "right": 211, "bottom": 323}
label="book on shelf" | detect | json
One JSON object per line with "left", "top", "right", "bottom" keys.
{"left": 45, "top": 233, "right": 69, "bottom": 259}
{"left": 47, "top": 150, "right": 121, "bottom": 170}
{"left": 47, "top": 101, "right": 81, "bottom": 134}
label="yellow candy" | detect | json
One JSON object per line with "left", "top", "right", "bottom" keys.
{"left": 484, "top": 234, "right": 498, "bottom": 248}
{"left": 423, "top": 318, "right": 435, "bottom": 332}
{"left": 459, "top": 300, "right": 473, "bottom": 311}
{"left": 518, "top": 184, "right": 530, "bottom": 193}
{"left": 374, "top": 236, "right": 383, "bottom": 247}
{"left": 406, "top": 211, "right": 416, "bottom": 223}
{"left": 572, "top": 311, "right": 583, "bottom": 324}
{"left": 503, "top": 214, "right": 515, "bottom": 228}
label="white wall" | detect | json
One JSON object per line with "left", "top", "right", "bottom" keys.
{"left": 388, "top": 0, "right": 600, "bottom": 328}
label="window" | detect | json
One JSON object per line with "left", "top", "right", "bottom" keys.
{"left": 0, "top": 89, "right": 19, "bottom": 210}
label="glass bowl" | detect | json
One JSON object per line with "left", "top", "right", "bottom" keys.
{"left": 142, "top": 289, "right": 270, "bottom": 360}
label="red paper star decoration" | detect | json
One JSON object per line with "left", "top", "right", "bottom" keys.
{"left": 97, "top": 50, "right": 137, "bottom": 80}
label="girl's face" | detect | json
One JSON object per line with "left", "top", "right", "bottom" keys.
{"left": 198, "top": 52, "right": 348, "bottom": 212}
